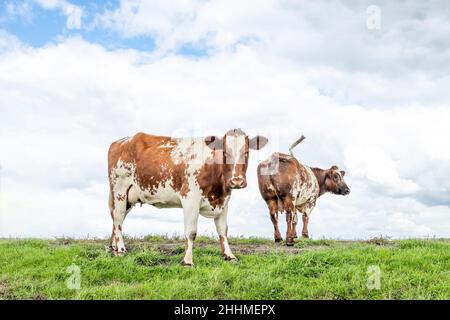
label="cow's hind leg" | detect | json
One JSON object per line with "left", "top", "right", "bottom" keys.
{"left": 267, "top": 199, "right": 282, "bottom": 242}
{"left": 302, "top": 213, "right": 309, "bottom": 239}
{"left": 292, "top": 209, "right": 299, "bottom": 239}
{"left": 214, "top": 208, "right": 237, "bottom": 261}
{"left": 283, "top": 197, "right": 296, "bottom": 246}
{"left": 108, "top": 192, "right": 117, "bottom": 252}
{"left": 300, "top": 202, "right": 314, "bottom": 239}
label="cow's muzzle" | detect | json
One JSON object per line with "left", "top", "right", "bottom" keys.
{"left": 339, "top": 186, "right": 350, "bottom": 195}
{"left": 229, "top": 177, "right": 247, "bottom": 189}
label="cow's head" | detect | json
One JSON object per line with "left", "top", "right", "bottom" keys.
{"left": 205, "top": 129, "right": 268, "bottom": 189}
{"left": 324, "top": 165, "right": 350, "bottom": 195}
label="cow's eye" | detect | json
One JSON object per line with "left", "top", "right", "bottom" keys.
{"left": 334, "top": 174, "right": 339, "bottom": 180}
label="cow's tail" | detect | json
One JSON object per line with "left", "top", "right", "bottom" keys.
{"left": 289, "top": 135, "right": 306, "bottom": 157}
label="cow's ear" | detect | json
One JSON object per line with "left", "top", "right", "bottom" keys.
{"left": 205, "top": 136, "right": 223, "bottom": 150}
{"left": 249, "top": 136, "right": 268, "bottom": 150}
{"left": 340, "top": 170, "right": 346, "bottom": 177}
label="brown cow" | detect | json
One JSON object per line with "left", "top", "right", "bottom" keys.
{"left": 108, "top": 129, "right": 268, "bottom": 266}
{"left": 257, "top": 137, "right": 350, "bottom": 246}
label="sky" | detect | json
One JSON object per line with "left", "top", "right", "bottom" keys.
{"left": 1, "top": 0, "right": 450, "bottom": 240}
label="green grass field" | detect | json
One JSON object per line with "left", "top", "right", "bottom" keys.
{"left": 0, "top": 236, "right": 449, "bottom": 300}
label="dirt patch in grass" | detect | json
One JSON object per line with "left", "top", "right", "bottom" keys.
{"left": 30, "top": 293, "right": 47, "bottom": 300}
{"left": 106, "top": 237, "right": 364, "bottom": 256}
{"left": 149, "top": 241, "right": 321, "bottom": 255}
{"left": 0, "top": 280, "right": 15, "bottom": 300}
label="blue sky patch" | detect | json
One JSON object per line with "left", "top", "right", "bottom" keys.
{"left": 0, "top": 0, "right": 156, "bottom": 52}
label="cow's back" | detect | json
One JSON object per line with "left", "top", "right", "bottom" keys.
{"left": 108, "top": 133, "right": 189, "bottom": 198}
{"left": 259, "top": 152, "right": 318, "bottom": 197}
{"left": 257, "top": 153, "right": 301, "bottom": 200}
{"left": 109, "top": 133, "right": 173, "bottom": 173}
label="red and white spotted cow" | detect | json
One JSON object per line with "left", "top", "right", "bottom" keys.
{"left": 108, "top": 129, "right": 268, "bottom": 266}
{"left": 257, "top": 137, "right": 350, "bottom": 246}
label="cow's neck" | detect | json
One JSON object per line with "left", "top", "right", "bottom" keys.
{"left": 196, "top": 154, "right": 231, "bottom": 208}
{"left": 310, "top": 167, "right": 328, "bottom": 197}
{"left": 212, "top": 163, "right": 230, "bottom": 193}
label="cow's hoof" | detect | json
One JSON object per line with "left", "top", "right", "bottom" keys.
{"left": 302, "top": 234, "right": 309, "bottom": 239}
{"left": 286, "top": 239, "right": 295, "bottom": 246}
{"left": 224, "top": 255, "right": 238, "bottom": 263}
{"left": 111, "top": 248, "right": 127, "bottom": 257}
{"left": 181, "top": 261, "right": 194, "bottom": 268}
{"left": 115, "top": 247, "right": 127, "bottom": 256}
{"left": 274, "top": 238, "right": 283, "bottom": 243}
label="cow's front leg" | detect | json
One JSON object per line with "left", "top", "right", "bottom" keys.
{"left": 214, "top": 208, "right": 237, "bottom": 262}
{"left": 111, "top": 192, "right": 128, "bottom": 255}
{"left": 181, "top": 201, "right": 200, "bottom": 267}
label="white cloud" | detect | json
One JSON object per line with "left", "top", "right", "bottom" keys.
{"left": 33, "top": 0, "right": 82, "bottom": 29}
{"left": 94, "top": 0, "right": 450, "bottom": 108}
{"left": 0, "top": 30, "right": 26, "bottom": 53}
{"left": 344, "top": 145, "right": 419, "bottom": 195}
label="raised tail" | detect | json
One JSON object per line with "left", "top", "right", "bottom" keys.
{"left": 289, "top": 135, "right": 306, "bottom": 157}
